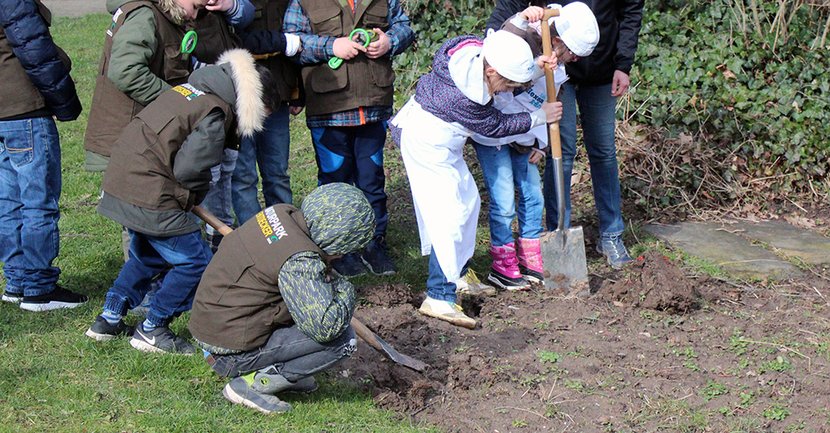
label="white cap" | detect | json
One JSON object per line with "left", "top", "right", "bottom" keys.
{"left": 481, "top": 30, "right": 536, "bottom": 83}
{"left": 549, "top": 2, "right": 599, "bottom": 58}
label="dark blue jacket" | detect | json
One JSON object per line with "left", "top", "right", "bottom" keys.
{"left": 0, "top": 0, "right": 81, "bottom": 120}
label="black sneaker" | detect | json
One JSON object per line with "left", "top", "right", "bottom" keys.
{"left": 331, "top": 252, "right": 366, "bottom": 278}
{"left": 486, "top": 269, "right": 530, "bottom": 291}
{"left": 19, "top": 286, "right": 88, "bottom": 312}
{"left": 85, "top": 315, "right": 133, "bottom": 341}
{"left": 205, "top": 233, "right": 224, "bottom": 254}
{"left": 130, "top": 325, "right": 195, "bottom": 355}
{"left": 360, "top": 236, "right": 397, "bottom": 276}
{"left": 2, "top": 290, "right": 23, "bottom": 304}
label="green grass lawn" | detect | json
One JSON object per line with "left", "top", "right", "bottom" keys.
{"left": 0, "top": 14, "right": 442, "bottom": 433}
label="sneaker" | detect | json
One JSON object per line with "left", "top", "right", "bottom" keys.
{"left": 331, "top": 252, "right": 366, "bottom": 278}
{"left": 250, "top": 368, "right": 319, "bottom": 395}
{"left": 19, "top": 286, "right": 88, "bottom": 312}
{"left": 2, "top": 290, "right": 23, "bottom": 304}
{"left": 418, "top": 296, "right": 476, "bottom": 329}
{"left": 85, "top": 315, "right": 133, "bottom": 341}
{"left": 597, "top": 235, "right": 633, "bottom": 270}
{"left": 129, "top": 277, "right": 160, "bottom": 317}
{"left": 223, "top": 374, "right": 292, "bottom": 414}
{"left": 205, "top": 232, "right": 224, "bottom": 254}
{"left": 360, "top": 236, "right": 397, "bottom": 276}
{"left": 487, "top": 269, "right": 530, "bottom": 291}
{"left": 130, "top": 325, "right": 195, "bottom": 355}
{"left": 455, "top": 269, "right": 496, "bottom": 297}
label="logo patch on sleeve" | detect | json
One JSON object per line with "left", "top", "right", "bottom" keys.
{"left": 171, "top": 83, "right": 204, "bottom": 101}
{"left": 256, "top": 207, "right": 288, "bottom": 245}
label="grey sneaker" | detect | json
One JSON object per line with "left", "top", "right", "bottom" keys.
{"left": 223, "top": 374, "right": 292, "bottom": 414}
{"left": 130, "top": 325, "right": 195, "bottom": 355}
{"left": 597, "top": 235, "right": 633, "bottom": 269}
{"left": 250, "top": 368, "right": 318, "bottom": 395}
{"left": 85, "top": 315, "right": 133, "bottom": 341}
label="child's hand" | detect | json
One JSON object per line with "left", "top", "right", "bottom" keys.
{"left": 205, "top": 0, "right": 234, "bottom": 12}
{"left": 333, "top": 37, "right": 367, "bottom": 60}
{"left": 520, "top": 6, "right": 545, "bottom": 22}
{"left": 366, "top": 28, "right": 391, "bottom": 59}
{"left": 535, "top": 53, "right": 558, "bottom": 70}
{"left": 542, "top": 101, "right": 563, "bottom": 123}
{"left": 528, "top": 147, "right": 546, "bottom": 165}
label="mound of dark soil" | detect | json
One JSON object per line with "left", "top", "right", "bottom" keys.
{"left": 599, "top": 251, "right": 701, "bottom": 313}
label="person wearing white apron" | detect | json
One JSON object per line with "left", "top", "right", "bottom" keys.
{"left": 390, "top": 27, "right": 561, "bottom": 329}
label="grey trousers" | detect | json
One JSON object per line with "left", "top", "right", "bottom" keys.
{"left": 208, "top": 325, "right": 357, "bottom": 382}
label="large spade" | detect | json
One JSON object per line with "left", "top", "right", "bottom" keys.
{"left": 192, "top": 206, "right": 428, "bottom": 372}
{"left": 538, "top": 8, "right": 589, "bottom": 293}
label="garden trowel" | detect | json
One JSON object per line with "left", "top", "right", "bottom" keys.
{"left": 191, "top": 206, "right": 428, "bottom": 372}
{"left": 538, "top": 9, "right": 589, "bottom": 294}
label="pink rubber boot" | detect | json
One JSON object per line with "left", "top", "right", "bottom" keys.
{"left": 517, "top": 238, "right": 544, "bottom": 283}
{"left": 487, "top": 244, "right": 530, "bottom": 291}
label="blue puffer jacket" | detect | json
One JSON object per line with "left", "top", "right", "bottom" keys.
{"left": 0, "top": 0, "right": 81, "bottom": 121}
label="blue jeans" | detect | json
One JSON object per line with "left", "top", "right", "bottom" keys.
{"left": 203, "top": 148, "right": 238, "bottom": 234}
{"left": 209, "top": 324, "right": 356, "bottom": 382}
{"left": 309, "top": 122, "right": 388, "bottom": 237}
{"left": 473, "top": 143, "right": 543, "bottom": 246}
{"left": 103, "top": 230, "right": 211, "bottom": 326}
{"left": 543, "top": 82, "right": 625, "bottom": 238}
{"left": 232, "top": 106, "right": 292, "bottom": 226}
{"left": 0, "top": 117, "right": 61, "bottom": 297}
{"left": 427, "top": 249, "right": 458, "bottom": 303}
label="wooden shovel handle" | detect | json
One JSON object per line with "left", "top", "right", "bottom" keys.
{"left": 192, "top": 206, "right": 233, "bottom": 236}
{"left": 540, "top": 8, "right": 562, "bottom": 159}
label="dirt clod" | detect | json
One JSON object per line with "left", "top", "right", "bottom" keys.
{"left": 599, "top": 251, "right": 701, "bottom": 313}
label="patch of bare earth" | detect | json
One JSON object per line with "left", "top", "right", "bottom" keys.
{"left": 338, "top": 255, "right": 830, "bottom": 432}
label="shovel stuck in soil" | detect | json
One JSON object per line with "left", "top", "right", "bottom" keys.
{"left": 538, "top": 9, "right": 589, "bottom": 294}
{"left": 192, "top": 206, "right": 428, "bottom": 372}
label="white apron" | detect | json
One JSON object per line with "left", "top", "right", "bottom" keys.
{"left": 391, "top": 98, "right": 479, "bottom": 281}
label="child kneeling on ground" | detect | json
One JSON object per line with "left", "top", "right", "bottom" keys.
{"left": 390, "top": 29, "right": 560, "bottom": 329}
{"left": 189, "top": 183, "right": 374, "bottom": 414}
{"left": 85, "top": 49, "right": 276, "bottom": 354}
{"left": 471, "top": 3, "right": 599, "bottom": 291}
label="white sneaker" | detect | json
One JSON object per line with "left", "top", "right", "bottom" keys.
{"left": 418, "top": 297, "right": 476, "bottom": 329}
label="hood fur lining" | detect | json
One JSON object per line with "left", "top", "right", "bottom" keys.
{"left": 217, "top": 49, "right": 266, "bottom": 137}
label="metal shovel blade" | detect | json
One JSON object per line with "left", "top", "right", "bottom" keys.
{"left": 540, "top": 156, "right": 589, "bottom": 294}
{"left": 541, "top": 227, "right": 589, "bottom": 293}
{"left": 351, "top": 317, "right": 428, "bottom": 372}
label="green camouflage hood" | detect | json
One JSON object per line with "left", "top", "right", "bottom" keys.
{"left": 301, "top": 183, "right": 375, "bottom": 256}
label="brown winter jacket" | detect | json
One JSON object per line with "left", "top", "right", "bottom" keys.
{"left": 189, "top": 204, "right": 323, "bottom": 351}
{"left": 98, "top": 49, "right": 266, "bottom": 236}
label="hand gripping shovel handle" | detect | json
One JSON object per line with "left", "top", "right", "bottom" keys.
{"left": 540, "top": 9, "right": 567, "bottom": 232}
{"left": 191, "top": 206, "right": 428, "bottom": 372}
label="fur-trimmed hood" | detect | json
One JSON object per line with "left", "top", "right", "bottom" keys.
{"left": 188, "top": 49, "right": 266, "bottom": 137}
